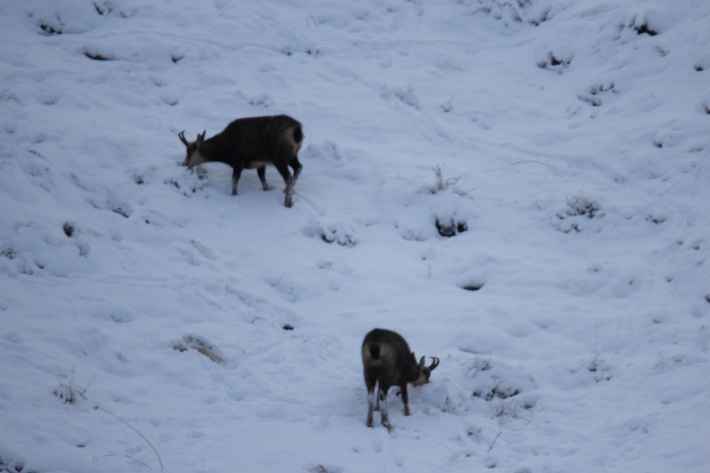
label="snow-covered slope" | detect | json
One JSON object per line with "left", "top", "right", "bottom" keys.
{"left": 1, "top": 0, "right": 709, "bottom": 471}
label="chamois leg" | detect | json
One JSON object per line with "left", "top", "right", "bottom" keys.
{"left": 400, "top": 384, "right": 410, "bottom": 416}
{"left": 378, "top": 385, "right": 393, "bottom": 432}
{"left": 289, "top": 157, "right": 303, "bottom": 185}
{"left": 257, "top": 166, "right": 268, "bottom": 191}
{"left": 364, "top": 371, "right": 378, "bottom": 428}
{"left": 231, "top": 165, "right": 244, "bottom": 196}
{"left": 274, "top": 162, "right": 294, "bottom": 208}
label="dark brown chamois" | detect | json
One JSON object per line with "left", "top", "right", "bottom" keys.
{"left": 361, "top": 328, "right": 440, "bottom": 431}
{"left": 179, "top": 114, "right": 304, "bottom": 208}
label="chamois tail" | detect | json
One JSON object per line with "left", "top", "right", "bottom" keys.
{"left": 293, "top": 125, "right": 303, "bottom": 144}
{"left": 369, "top": 343, "right": 380, "bottom": 361}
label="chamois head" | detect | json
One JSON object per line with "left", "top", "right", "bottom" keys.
{"left": 409, "top": 354, "right": 440, "bottom": 387}
{"left": 178, "top": 130, "right": 207, "bottom": 168}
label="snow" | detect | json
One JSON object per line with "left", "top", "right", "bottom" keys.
{"left": 1, "top": 0, "right": 709, "bottom": 471}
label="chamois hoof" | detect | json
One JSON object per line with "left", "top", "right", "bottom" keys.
{"left": 382, "top": 421, "right": 393, "bottom": 432}
{"left": 284, "top": 197, "right": 293, "bottom": 208}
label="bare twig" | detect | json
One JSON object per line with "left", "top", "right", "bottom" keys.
{"left": 94, "top": 405, "right": 164, "bottom": 469}
{"left": 432, "top": 165, "right": 445, "bottom": 191}
{"left": 81, "top": 370, "right": 100, "bottom": 397}
{"left": 307, "top": 15, "right": 320, "bottom": 27}
{"left": 99, "top": 454, "right": 153, "bottom": 470}
{"left": 510, "top": 160, "right": 544, "bottom": 166}
{"left": 487, "top": 431, "right": 502, "bottom": 452}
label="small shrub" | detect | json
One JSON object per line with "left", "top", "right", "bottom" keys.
{"left": 588, "top": 356, "right": 613, "bottom": 382}
{"left": 54, "top": 383, "right": 79, "bottom": 404}
{"left": 462, "top": 0, "right": 551, "bottom": 27}
{"left": 430, "top": 165, "right": 459, "bottom": 194}
{"left": 320, "top": 229, "right": 356, "bottom": 247}
{"left": 436, "top": 218, "right": 468, "bottom": 237}
{"left": 473, "top": 386, "right": 521, "bottom": 401}
{"left": 53, "top": 370, "right": 97, "bottom": 404}
{"left": 63, "top": 222, "right": 75, "bottom": 237}
{"left": 634, "top": 22, "right": 657, "bottom": 36}
{"left": 551, "top": 193, "right": 606, "bottom": 231}
{"left": 428, "top": 165, "right": 474, "bottom": 197}
{"left": 553, "top": 194, "right": 604, "bottom": 233}
{"left": 39, "top": 21, "right": 62, "bottom": 35}
{"left": 1, "top": 248, "right": 17, "bottom": 260}
{"left": 564, "top": 195, "right": 602, "bottom": 219}
{"left": 94, "top": 1, "right": 114, "bottom": 16}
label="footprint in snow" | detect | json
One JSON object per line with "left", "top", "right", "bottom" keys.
{"left": 172, "top": 334, "right": 226, "bottom": 365}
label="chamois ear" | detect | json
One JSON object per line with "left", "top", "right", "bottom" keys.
{"left": 419, "top": 355, "right": 426, "bottom": 369}
{"left": 196, "top": 130, "right": 206, "bottom": 146}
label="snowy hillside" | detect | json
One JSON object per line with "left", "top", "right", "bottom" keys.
{"left": 1, "top": 0, "right": 709, "bottom": 471}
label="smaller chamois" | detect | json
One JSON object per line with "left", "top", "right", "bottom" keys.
{"left": 361, "top": 328, "right": 440, "bottom": 431}
{"left": 179, "top": 114, "right": 304, "bottom": 208}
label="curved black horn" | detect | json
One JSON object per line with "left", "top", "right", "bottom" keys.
{"left": 429, "top": 357, "right": 440, "bottom": 371}
{"left": 178, "top": 130, "right": 189, "bottom": 146}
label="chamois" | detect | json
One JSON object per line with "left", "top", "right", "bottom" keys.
{"left": 361, "top": 328, "right": 440, "bottom": 431}
{"left": 179, "top": 114, "right": 304, "bottom": 208}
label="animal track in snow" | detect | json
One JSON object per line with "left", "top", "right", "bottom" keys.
{"left": 537, "top": 50, "right": 573, "bottom": 73}
{"left": 461, "top": 281, "right": 485, "bottom": 292}
{"left": 172, "top": 335, "right": 226, "bottom": 364}
{"left": 694, "top": 54, "right": 710, "bottom": 72}
{"left": 84, "top": 50, "right": 113, "bottom": 61}
{"left": 93, "top": 0, "right": 135, "bottom": 18}
{"left": 305, "top": 464, "right": 344, "bottom": 473}
{"left": 190, "top": 239, "right": 215, "bottom": 260}
{"left": 0, "top": 453, "right": 33, "bottom": 473}
{"left": 303, "top": 220, "right": 358, "bottom": 247}
{"left": 380, "top": 85, "right": 420, "bottom": 110}
{"left": 623, "top": 12, "right": 662, "bottom": 37}
{"left": 578, "top": 81, "right": 619, "bottom": 106}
